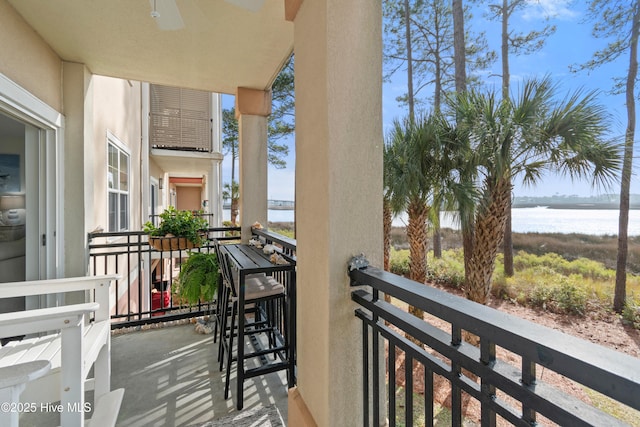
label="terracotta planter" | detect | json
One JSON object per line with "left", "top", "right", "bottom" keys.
{"left": 149, "top": 236, "right": 197, "bottom": 251}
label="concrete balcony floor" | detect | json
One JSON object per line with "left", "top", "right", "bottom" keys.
{"left": 20, "top": 322, "right": 289, "bottom": 426}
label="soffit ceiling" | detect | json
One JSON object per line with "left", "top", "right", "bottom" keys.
{"left": 7, "top": 0, "right": 294, "bottom": 94}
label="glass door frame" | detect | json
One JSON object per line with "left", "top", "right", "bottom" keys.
{"left": 0, "top": 73, "right": 64, "bottom": 284}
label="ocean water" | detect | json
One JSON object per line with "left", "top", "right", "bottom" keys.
{"left": 400, "top": 207, "right": 640, "bottom": 236}
{"left": 223, "top": 206, "right": 640, "bottom": 236}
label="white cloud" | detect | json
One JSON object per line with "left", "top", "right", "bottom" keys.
{"left": 522, "top": 0, "right": 578, "bottom": 21}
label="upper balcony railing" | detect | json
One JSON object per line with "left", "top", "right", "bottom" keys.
{"left": 349, "top": 262, "right": 640, "bottom": 426}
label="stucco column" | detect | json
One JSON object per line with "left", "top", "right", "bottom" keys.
{"left": 210, "top": 93, "right": 223, "bottom": 227}
{"left": 290, "top": 0, "right": 383, "bottom": 426}
{"left": 62, "top": 62, "right": 93, "bottom": 278}
{"left": 62, "top": 62, "right": 93, "bottom": 305}
{"left": 207, "top": 160, "right": 222, "bottom": 227}
{"left": 236, "top": 87, "right": 271, "bottom": 241}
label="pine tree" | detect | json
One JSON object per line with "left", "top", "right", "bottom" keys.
{"left": 486, "top": 0, "right": 556, "bottom": 277}
{"left": 573, "top": 0, "right": 640, "bottom": 313}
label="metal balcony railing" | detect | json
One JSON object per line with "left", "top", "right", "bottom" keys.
{"left": 350, "top": 264, "right": 640, "bottom": 426}
{"left": 88, "top": 226, "right": 240, "bottom": 328}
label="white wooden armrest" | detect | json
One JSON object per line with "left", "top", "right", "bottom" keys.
{"left": 0, "top": 275, "right": 119, "bottom": 298}
{"left": 0, "top": 303, "right": 99, "bottom": 339}
{"left": 0, "top": 275, "right": 118, "bottom": 323}
{"left": 0, "top": 360, "right": 50, "bottom": 390}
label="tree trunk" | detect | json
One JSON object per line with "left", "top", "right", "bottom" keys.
{"left": 404, "top": 0, "right": 415, "bottom": 120}
{"left": 383, "top": 199, "right": 393, "bottom": 305}
{"left": 433, "top": 44, "right": 443, "bottom": 258}
{"left": 407, "top": 198, "right": 429, "bottom": 327}
{"left": 503, "top": 198, "right": 514, "bottom": 276}
{"left": 466, "top": 179, "right": 511, "bottom": 304}
{"left": 230, "top": 198, "right": 239, "bottom": 226}
{"left": 452, "top": 0, "right": 467, "bottom": 93}
{"left": 433, "top": 211, "right": 442, "bottom": 259}
{"left": 383, "top": 199, "right": 392, "bottom": 272}
{"left": 434, "top": 49, "right": 443, "bottom": 112}
{"left": 614, "top": 1, "right": 639, "bottom": 312}
{"left": 453, "top": 0, "right": 469, "bottom": 272}
{"left": 500, "top": 0, "right": 510, "bottom": 99}
{"left": 500, "top": 0, "right": 515, "bottom": 277}
{"left": 462, "top": 224, "right": 474, "bottom": 291}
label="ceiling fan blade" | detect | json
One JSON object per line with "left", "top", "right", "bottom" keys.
{"left": 150, "top": 0, "right": 184, "bottom": 31}
{"left": 224, "top": 0, "right": 266, "bottom": 13}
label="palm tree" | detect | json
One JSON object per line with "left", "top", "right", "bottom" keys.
{"left": 385, "top": 113, "right": 468, "bottom": 321}
{"left": 385, "top": 116, "right": 432, "bottom": 323}
{"left": 451, "top": 77, "right": 621, "bottom": 304}
{"left": 222, "top": 181, "right": 239, "bottom": 225}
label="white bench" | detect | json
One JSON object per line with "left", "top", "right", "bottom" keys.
{"left": 0, "top": 275, "right": 123, "bottom": 427}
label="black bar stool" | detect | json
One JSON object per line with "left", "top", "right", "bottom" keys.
{"left": 219, "top": 250, "right": 288, "bottom": 409}
{"left": 214, "top": 241, "right": 270, "bottom": 371}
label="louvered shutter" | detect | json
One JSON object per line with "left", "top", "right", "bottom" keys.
{"left": 150, "top": 85, "right": 211, "bottom": 151}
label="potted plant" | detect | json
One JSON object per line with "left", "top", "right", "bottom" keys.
{"left": 144, "top": 206, "right": 209, "bottom": 251}
{"left": 176, "top": 251, "right": 219, "bottom": 305}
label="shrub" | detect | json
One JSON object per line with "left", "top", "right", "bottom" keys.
{"left": 553, "top": 279, "right": 588, "bottom": 315}
{"left": 270, "top": 227, "right": 295, "bottom": 239}
{"left": 222, "top": 220, "right": 240, "bottom": 237}
{"left": 427, "top": 249, "right": 465, "bottom": 288}
{"left": 622, "top": 296, "right": 640, "bottom": 329}
{"left": 528, "top": 278, "right": 587, "bottom": 316}
{"left": 390, "top": 249, "right": 410, "bottom": 276}
{"left": 492, "top": 272, "right": 516, "bottom": 301}
{"left": 389, "top": 244, "right": 637, "bottom": 326}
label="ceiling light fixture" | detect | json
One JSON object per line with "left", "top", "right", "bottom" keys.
{"left": 151, "top": 0, "right": 160, "bottom": 18}
{"left": 149, "top": 0, "right": 184, "bottom": 31}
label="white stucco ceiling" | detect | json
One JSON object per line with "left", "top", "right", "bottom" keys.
{"left": 7, "top": 0, "right": 294, "bottom": 94}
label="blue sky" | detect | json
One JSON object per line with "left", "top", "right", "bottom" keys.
{"left": 222, "top": 0, "right": 637, "bottom": 201}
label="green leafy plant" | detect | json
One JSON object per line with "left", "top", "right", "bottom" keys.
{"left": 144, "top": 206, "right": 208, "bottom": 247}
{"left": 177, "top": 251, "right": 219, "bottom": 305}
{"left": 622, "top": 296, "right": 640, "bottom": 329}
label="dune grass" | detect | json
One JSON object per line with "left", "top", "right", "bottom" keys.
{"left": 389, "top": 246, "right": 640, "bottom": 326}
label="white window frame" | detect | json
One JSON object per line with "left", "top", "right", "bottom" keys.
{"left": 107, "top": 131, "right": 130, "bottom": 232}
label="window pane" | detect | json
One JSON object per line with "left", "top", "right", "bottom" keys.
{"left": 108, "top": 168, "right": 116, "bottom": 189}
{"left": 119, "top": 152, "right": 128, "bottom": 191}
{"left": 108, "top": 193, "right": 117, "bottom": 232}
{"left": 108, "top": 144, "right": 117, "bottom": 189}
{"left": 108, "top": 144, "right": 117, "bottom": 167}
{"left": 120, "top": 194, "right": 128, "bottom": 230}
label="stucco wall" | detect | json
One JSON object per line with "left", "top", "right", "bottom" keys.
{"left": 62, "top": 69, "right": 143, "bottom": 277}
{"left": 91, "top": 75, "right": 143, "bottom": 232}
{"left": 150, "top": 158, "right": 164, "bottom": 181}
{"left": 0, "top": 0, "right": 62, "bottom": 112}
